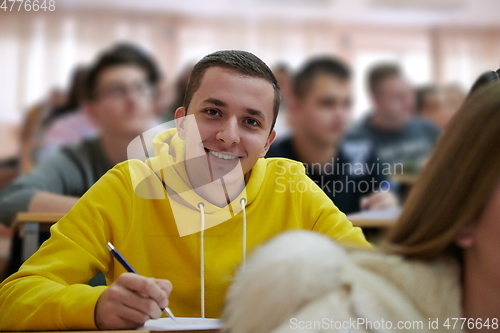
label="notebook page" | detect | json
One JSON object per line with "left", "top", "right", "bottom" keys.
{"left": 138, "top": 317, "right": 222, "bottom": 331}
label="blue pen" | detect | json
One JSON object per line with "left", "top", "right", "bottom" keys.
{"left": 107, "top": 242, "right": 177, "bottom": 322}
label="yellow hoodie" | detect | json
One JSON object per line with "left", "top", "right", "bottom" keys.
{"left": 0, "top": 129, "right": 369, "bottom": 331}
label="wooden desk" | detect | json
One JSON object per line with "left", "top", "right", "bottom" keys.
{"left": 0, "top": 331, "right": 218, "bottom": 333}
{"left": 13, "top": 212, "right": 65, "bottom": 261}
{"left": 391, "top": 174, "right": 419, "bottom": 186}
{"left": 347, "top": 207, "right": 401, "bottom": 228}
{"left": 10, "top": 208, "right": 400, "bottom": 262}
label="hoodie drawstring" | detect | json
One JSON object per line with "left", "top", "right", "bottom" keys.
{"left": 240, "top": 198, "right": 247, "bottom": 269}
{"left": 197, "top": 198, "right": 247, "bottom": 319}
{"left": 197, "top": 202, "right": 206, "bottom": 318}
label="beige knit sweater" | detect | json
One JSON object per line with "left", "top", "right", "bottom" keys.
{"left": 223, "top": 231, "right": 463, "bottom": 333}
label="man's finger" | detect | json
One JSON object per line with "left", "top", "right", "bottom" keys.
{"left": 117, "top": 274, "right": 167, "bottom": 308}
{"left": 116, "top": 302, "right": 159, "bottom": 326}
{"left": 153, "top": 279, "right": 173, "bottom": 296}
{"left": 120, "top": 291, "right": 163, "bottom": 319}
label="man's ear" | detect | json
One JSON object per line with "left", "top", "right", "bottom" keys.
{"left": 174, "top": 107, "right": 187, "bottom": 140}
{"left": 260, "top": 130, "right": 277, "bottom": 157}
{"left": 455, "top": 225, "right": 477, "bottom": 249}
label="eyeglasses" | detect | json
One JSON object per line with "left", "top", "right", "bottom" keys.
{"left": 95, "top": 83, "right": 154, "bottom": 100}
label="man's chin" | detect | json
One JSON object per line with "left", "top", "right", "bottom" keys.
{"left": 212, "top": 165, "right": 245, "bottom": 184}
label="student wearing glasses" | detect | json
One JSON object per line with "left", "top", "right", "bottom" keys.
{"left": 0, "top": 44, "right": 160, "bottom": 226}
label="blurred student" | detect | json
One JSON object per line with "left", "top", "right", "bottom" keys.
{"left": 346, "top": 64, "right": 440, "bottom": 174}
{"left": 267, "top": 57, "right": 397, "bottom": 214}
{"left": 42, "top": 66, "right": 88, "bottom": 129}
{"left": 224, "top": 82, "right": 500, "bottom": 333}
{"left": 0, "top": 50, "right": 369, "bottom": 331}
{"left": 415, "top": 84, "right": 450, "bottom": 129}
{"left": 272, "top": 63, "right": 293, "bottom": 138}
{"left": 36, "top": 66, "right": 93, "bottom": 161}
{"left": 0, "top": 45, "right": 158, "bottom": 226}
{"left": 38, "top": 44, "right": 163, "bottom": 162}
{"left": 163, "top": 63, "right": 193, "bottom": 123}
{"left": 18, "top": 88, "right": 67, "bottom": 174}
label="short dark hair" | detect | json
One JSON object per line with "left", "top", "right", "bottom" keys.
{"left": 468, "top": 70, "right": 500, "bottom": 97}
{"left": 368, "top": 63, "right": 401, "bottom": 95}
{"left": 85, "top": 43, "right": 161, "bottom": 100}
{"left": 183, "top": 50, "right": 281, "bottom": 130}
{"left": 293, "top": 56, "right": 351, "bottom": 99}
{"left": 415, "top": 85, "right": 438, "bottom": 114}
{"left": 273, "top": 62, "right": 291, "bottom": 75}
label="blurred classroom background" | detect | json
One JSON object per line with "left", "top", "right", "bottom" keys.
{"left": 2, "top": 0, "right": 500, "bottom": 158}
{"left": 1, "top": 0, "right": 500, "bottom": 273}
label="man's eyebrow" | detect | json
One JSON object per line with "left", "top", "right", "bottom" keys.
{"left": 246, "top": 108, "right": 266, "bottom": 121}
{"left": 203, "top": 98, "right": 227, "bottom": 107}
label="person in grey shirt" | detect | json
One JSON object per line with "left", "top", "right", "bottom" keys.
{"left": 0, "top": 43, "right": 160, "bottom": 226}
{"left": 345, "top": 63, "right": 440, "bottom": 175}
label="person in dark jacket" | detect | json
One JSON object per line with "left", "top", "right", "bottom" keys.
{"left": 267, "top": 57, "right": 398, "bottom": 214}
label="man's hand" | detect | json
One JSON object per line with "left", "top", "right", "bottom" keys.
{"left": 360, "top": 191, "right": 399, "bottom": 211}
{"left": 95, "top": 273, "right": 172, "bottom": 330}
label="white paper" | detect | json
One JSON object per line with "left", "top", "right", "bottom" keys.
{"left": 347, "top": 207, "right": 401, "bottom": 220}
{"left": 138, "top": 317, "right": 222, "bottom": 331}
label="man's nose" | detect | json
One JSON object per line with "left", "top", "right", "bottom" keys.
{"left": 215, "top": 118, "right": 240, "bottom": 145}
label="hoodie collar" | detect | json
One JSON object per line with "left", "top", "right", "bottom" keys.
{"left": 148, "top": 128, "right": 265, "bottom": 213}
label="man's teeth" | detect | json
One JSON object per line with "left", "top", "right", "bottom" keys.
{"left": 209, "top": 150, "right": 239, "bottom": 160}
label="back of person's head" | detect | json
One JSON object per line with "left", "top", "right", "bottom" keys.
{"left": 368, "top": 63, "right": 401, "bottom": 96}
{"left": 468, "top": 69, "right": 500, "bottom": 97}
{"left": 293, "top": 56, "right": 350, "bottom": 100}
{"left": 272, "top": 62, "right": 292, "bottom": 103}
{"left": 273, "top": 63, "right": 291, "bottom": 76}
{"left": 384, "top": 82, "right": 500, "bottom": 261}
{"left": 183, "top": 50, "right": 281, "bottom": 129}
{"left": 85, "top": 43, "right": 161, "bottom": 101}
{"left": 65, "top": 66, "right": 89, "bottom": 109}
{"left": 167, "top": 63, "right": 194, "bottom": 120}
{"left": 42, "top": 66, "right": 89, "bottom": 127}
{"left": 415, "top": 85, "right": 438, "bottom": 115}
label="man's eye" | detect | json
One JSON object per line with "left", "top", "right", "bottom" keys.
{"left": 206, "top": 109, "right": 220, "bottom": 116}
{"left": 245, "top": 118, "right": 260, "bottom": 127}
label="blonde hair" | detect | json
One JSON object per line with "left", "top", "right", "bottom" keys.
{"left": 384, "top": 82, "right": 500, "bottom": 260}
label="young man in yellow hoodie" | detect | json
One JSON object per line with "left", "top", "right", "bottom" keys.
{"left": 0, "top": 50, "right": 369, "bottom": 331}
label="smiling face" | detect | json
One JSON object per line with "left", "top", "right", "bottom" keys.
{"left": 175, "top": 67, "right": 276, "bottom": 187}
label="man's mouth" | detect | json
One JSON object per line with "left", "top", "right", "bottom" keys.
{"left": 204, "top": 148, "right": 242, "bottom": 160}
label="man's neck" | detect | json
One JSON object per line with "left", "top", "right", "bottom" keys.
{"left": 292, "top": 133, "right": 337, "bottom": 166}
{"left": 193, "top": 177, "right": 246, "bottom": 208}
{"left": 185, "top": 158, "right": 247, "bottom": 208}
{"left": 100, "top": 133, "right": 134, "bottom": 166}
{"left": 371, "top": 112, "right": 406, "bottom": 132}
